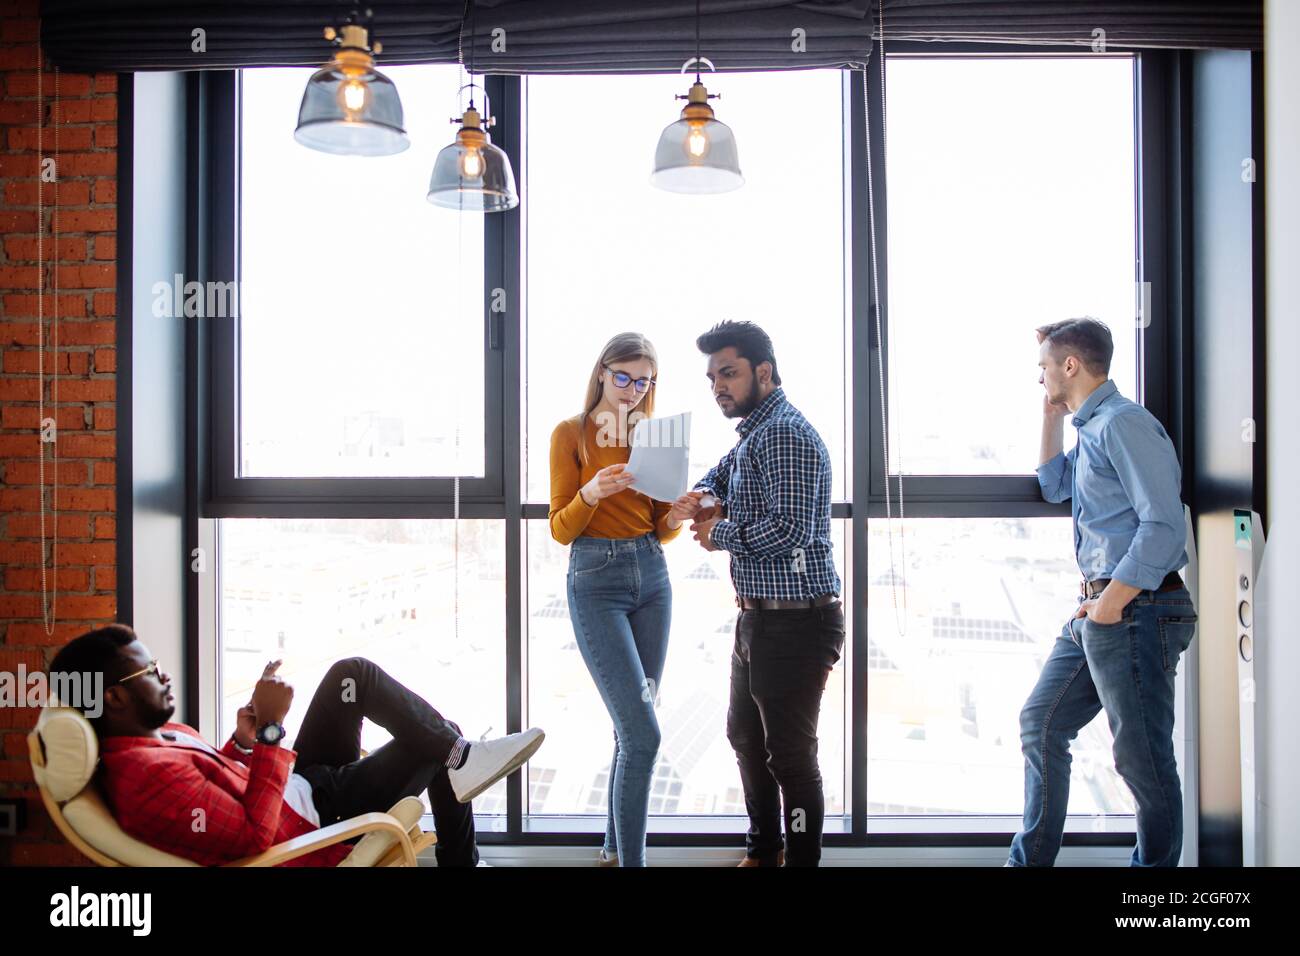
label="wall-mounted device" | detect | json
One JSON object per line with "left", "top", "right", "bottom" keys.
{"left": 1233, "top": 509, "right": 1265, "bottom": 866}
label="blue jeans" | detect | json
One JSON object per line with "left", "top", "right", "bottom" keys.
{"left": 1008, "top": 585, "right": 1197, "bottom": 867}
{"left": 566, "top": 531, "right": 672, "bottom": 867}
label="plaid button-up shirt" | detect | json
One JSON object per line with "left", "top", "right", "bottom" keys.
{"left": 694, "top": 387, "right": 840, "bottom": 601}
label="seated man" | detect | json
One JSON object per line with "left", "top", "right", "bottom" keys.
{"left": 48, "top": 624, "right": 544, "bottom": 867}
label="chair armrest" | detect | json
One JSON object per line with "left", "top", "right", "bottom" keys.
{"left": 223, "top": 812, "right": 416, "bottom": 867}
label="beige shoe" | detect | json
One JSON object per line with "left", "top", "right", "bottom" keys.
{"left": 736, "top": 849, "right": 784, "bottom": 867}
{"left": 597, "top": 848, "right": 619, "bottom": 867}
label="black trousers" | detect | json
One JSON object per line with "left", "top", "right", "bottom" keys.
{"left": 726, "top": 601, "right": 845, "bottom": 867}
{"left": 291, "top": 657, "right": 479, "bottom": 867}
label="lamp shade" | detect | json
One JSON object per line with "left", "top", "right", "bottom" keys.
{"left": 294, "top": 62, "right": 409, "bottom": 157}
{"left": 427, "top": 119, "right": 519, "bottom": 212}
{"left": 651, "top": 115, "right": 743, "bottom": 193}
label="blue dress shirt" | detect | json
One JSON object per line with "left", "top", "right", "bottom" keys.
{"left": 1037, "top": 379, "right": 1188, "bottom": 589}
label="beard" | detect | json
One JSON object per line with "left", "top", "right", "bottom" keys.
{"left": 722, "top": 377, "right": 762, "bottom": 419}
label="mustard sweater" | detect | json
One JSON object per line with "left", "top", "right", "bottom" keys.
{"left": 548, "top": 414, "right": 684, "bottom": 546}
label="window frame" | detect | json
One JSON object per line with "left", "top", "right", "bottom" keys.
{"left": 205, "top": 70, "right": 509, "bottom": 513}
{"left": 193, "top": 45, "right": 1176, "bottom": 850}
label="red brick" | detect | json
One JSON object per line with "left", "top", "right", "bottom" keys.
{"left": 3, "top": 236, "right": 88, "bottom": 262}
{"left": 0, "top": 265, "right": 40, "bottom": 288}
{"left": 2, "top": 349, "right": 69, "bottom": 374}
{"left": 93, "top": 347, "right": 115, "bottom": 372}
{"left": 2, "top": 295, "right": 88, "bottom": 320}
{"left": 92, "top": 516, "right": 115, "bottom": 540}
{"left": 42, "top": 594, "right": 115, "bottom": 620}
{"left": 55, "top": 434, "right": 114, "bottom": 458}
{"left": 3, "top": 622, "right": 91, "bottom": 646}
{"left": 0, "top": 405, "right": 83, "bottom": 431}
{"left": 59, "top": 488, "right": 115, "bottom": 512}
{"left": 94, "top": 124, "right": 117, "bottom": 149}
{"left": 7, "top": 126, "right": 94, "bottom": 152}
{"left": 0, "top": 153, "right": 38, "bottom": 177}
{"left": 95, "top": 566, "right": 116, "bottom": 591}
{"left": 8, "top": 843, "right": 90, "bottom": 867}
{"left": 4, "top": 567, "right": 89, "bottom": 592}
{"left": 0, "top": 98, "right": 40, "bottom": 124}
{"left": 92, "top": 406, "right": 115, "bottom": 430}
{"left": 58, "top": 209, "right": 116, "bottom": 233}
{"left": 55, "top": 264, "right": 114, "bottom": 289}
{"left": 53, "top": 543, "right": 115, "bottom": 566}
{"left": 94, "top": 73, "right": 118, "bottom": 93}
{"left": 92, "top": 235, "right": 116, "bottom": 259}
{"left": 52, "top": 378, "right": 113, "bottom": 402}
{"left": 0, "top": 435, "right": 39, "bottom": 457}
{"left": 55, "top": 152, "right": 115, "bottom": 177}
{"left": 6, "top": 513, "right": 90, "bottom": 538}
{"left": 53, "top": 321, "right": 113, "bottom": 346}
{"left": 0, "top": 210, "right": 38, "bottom": 233}
{"left": 67, "top": 352, "right": 90, "bottom": 375}
{"left": 91, "top": 99, "right": 117, "bottom": 122}
{"left": 0, "top": 488, "right": 41, "bottom": 512}
{"left": 0, "top": 541, "right": 42, "bottom": 565}
{"left": 0, "top": 16, "right": 39, "bottom": 42}
{"left": 0, "top": 595, "right": 43, "bottom": 618}
{"left": 0, "top": 379, "right": 40, "bottom": 401}
{"left": 3, "top": 460, "right": 88, "bottom": 485}
{"left": 91, "top": 292, "right": 115, "bottom": 317}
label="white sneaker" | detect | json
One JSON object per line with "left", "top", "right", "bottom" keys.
{"left": 448, "top": 727, "right": 545, "bottom": 803}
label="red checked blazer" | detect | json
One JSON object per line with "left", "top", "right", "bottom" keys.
{"left": 96, "top": 721, "right": 350, "bottom": 867}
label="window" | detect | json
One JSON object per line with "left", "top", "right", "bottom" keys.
{"left": 881, "top": 55, "right": 1137, "bottom": 478}
{"left": 234, "top": 66, "right": 491, "bottom": 482}
{"left": 218, "top": 518, "right": 507, "bottom": 815}
{"left": 866, "top": 518, "right": 1128, "bottom": 817}
{"left": 525, "top": 519, "right": 848, "bottom": 817}
{"left": 524, "top": 70, "right": 848, "bottom": 503}
{"left": 206, "top": 50, "right": 1162, "bottom": 847}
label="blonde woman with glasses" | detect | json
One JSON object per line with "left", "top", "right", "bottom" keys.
{"left": 549, "top": 332, "right": 696, "bottom": 867}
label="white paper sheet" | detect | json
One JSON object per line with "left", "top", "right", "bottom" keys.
{"left": 626, "top": 412, "right": 691, "bottom": 503}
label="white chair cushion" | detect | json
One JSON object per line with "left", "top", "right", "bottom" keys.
{"left": 338, "top": 796, "right": 426, "bottom": 867}
{"left": 33, "top": 706, "right": 98, "bottom": 802}
{"left": 62, "top": 786, "right": 200, "bottom": 867}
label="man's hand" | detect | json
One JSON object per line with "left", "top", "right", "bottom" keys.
{"left": 690, "top": 516, "right": 722, "bottom": 552}
{"left": 250, "top": 659, "right": 293, "bottom": 730}
{"left": 1075, "top": 581, "right": 1140, "bottom": 625}
{"left": 1042, "top": 393, "right": 1070, "bottom": 420}
{"left": 667, "top": 490, "right": 704, "bottom": 522}
{"left": 234, "top": 704, "right": 257, "bottom": 749}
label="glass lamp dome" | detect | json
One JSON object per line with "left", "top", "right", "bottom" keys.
{"left": 427, "top": 105, "right": 519, "bottom": 212}
{"left": 651, "top": 77, "right": 743, "bottom": 194}
{"left": 294, "top": 23, "right": 409, "bottom": 157}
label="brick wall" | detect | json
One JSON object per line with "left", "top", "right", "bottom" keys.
{"left": 1, "top": 1, "right": 117, "bottom": 866}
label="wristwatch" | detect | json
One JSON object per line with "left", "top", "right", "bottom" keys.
{"left": 255, "top": 721, "right": 285, "bottom": 746}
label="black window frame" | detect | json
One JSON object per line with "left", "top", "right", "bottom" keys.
{"left": 192, "top": 45, "right": 1177, "bottom": 851}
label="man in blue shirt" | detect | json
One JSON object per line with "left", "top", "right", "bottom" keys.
{"left": 674, "top": 320, "right": 843, "bottom": 867}
{"left": 1007, "top": 318, "right": 1198, "bottom": 867}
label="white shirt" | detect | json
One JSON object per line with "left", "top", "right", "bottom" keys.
{"left": 164, "top": 728, "right": 321, "bottom": 827}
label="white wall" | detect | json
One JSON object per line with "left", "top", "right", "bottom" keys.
{"left": 1262, "top": 0, "right": 1300, "bottom": 866}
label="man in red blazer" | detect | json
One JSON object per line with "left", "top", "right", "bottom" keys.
{"left": 49, "top": 624, "right": 544, "bottom": 867}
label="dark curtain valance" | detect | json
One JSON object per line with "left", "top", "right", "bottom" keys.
{"left": 38, "top": 0, "right": 1261, "bottom": 74}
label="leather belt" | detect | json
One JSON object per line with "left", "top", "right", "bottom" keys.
{"left": 737, "top": 594, "right": 839, "bottom": 610}
{"left": 1082, "top": 570, "right": 1183, "bottom": 600}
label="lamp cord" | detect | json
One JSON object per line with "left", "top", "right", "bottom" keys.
{"left": 38, "top": 49, "right": 60, "bottom": 636}
{"left": 862, "top": 2, "right": 907, "bottom": 636}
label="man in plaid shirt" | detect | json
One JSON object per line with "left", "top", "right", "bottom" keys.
{"left": 672, "top": 320, "right": 844, "bottom": 868}
{"left": 49, "top": 624, "right": 543, "bottom": 866}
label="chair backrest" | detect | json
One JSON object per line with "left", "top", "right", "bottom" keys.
{"left": 29, "top": 705, "right": 199, "bottom": 867}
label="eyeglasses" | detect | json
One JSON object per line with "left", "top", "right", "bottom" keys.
{"left": 604, "top": 366, "right": 656, "bottom": 393}
{"left": 116, "top": 659, "right": 161, "bottom": 685}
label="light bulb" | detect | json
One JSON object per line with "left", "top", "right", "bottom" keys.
{"left": 339, "top": 77, "right": 369, "bottom": 114}
{"left": 460, "top": 148, "right": 484, "bottom": 179}
{"left": 686, "top": 124, "right": 710, "bottom": 159}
